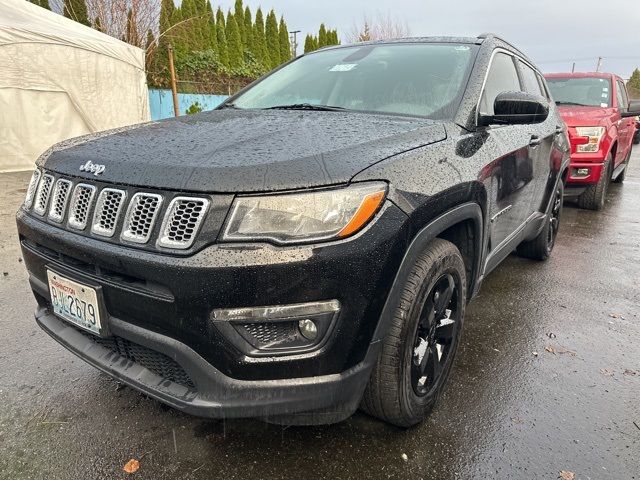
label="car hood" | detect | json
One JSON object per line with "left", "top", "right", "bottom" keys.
{"left": 41, "top": 109, "right": 446, "bottom": 193}
{"left": 556, "top": 105, "right": 616, "bottom": 127}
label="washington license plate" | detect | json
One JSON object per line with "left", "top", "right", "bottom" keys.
{"left": 47, "top": 270, "right": 102, "bottom": 335}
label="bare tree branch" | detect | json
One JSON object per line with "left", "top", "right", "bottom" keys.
{"left": 345, "top": 12, "right": 411, "bottom": 43}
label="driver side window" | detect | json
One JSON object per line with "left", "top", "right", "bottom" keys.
{"left": 480, "top": 52, "right": 521, "bottom": 116}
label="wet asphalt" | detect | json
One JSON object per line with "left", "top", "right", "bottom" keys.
{"left": 1, "top": 153, "right": 639, "bottom": 480}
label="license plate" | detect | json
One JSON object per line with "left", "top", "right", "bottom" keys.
{"left": 47, "top": 270, "right": 102, "bottom": 335}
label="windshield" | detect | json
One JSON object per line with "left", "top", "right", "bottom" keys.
{"left": 230, "top": 43, "right": 477, "bottom": 120}
{"left": 546, "top": 76, "right": 612, "bottom": 108}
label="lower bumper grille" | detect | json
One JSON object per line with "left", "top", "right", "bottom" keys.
{"left": 82, "top": 331, "right": 196, "bottom": 390}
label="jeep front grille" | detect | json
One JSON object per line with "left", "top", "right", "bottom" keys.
{"left": 121, "top": 193, "right": 163, "bottom": 244}
{"left": 33, "top": 174, "right": 54, "bottom": 216}
{"left": 68, "top": 184, "right": 96, "bottom": 230}
{"left": 91, "top": 188, "right": 126, "bottom": 237}
{"left": 48, "top": 179, "right": 72, "bottom": 223}
{"left": 24, "top": 169, "right": 213, "bottom": 251}
{"left": 157, "top": 197, "right": 210, "bottom": 249}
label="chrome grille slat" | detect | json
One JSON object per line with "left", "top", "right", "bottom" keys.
{"left": 121, "top": 193, "right": 163, "bottom": 244}
{"left": 91, "top": 188, "right": 126, "bottom": 237}
{"left": 33, "top": 174, "right": 54, "bottom": 216}
{"left": 48, "top": 179, "right": 72, "bottom": 223}
{"left": 24, "top": 170, "right": 42, "bottom": 209}
{"left": 158, "top": 197, "right": 210, "bottom": 249}
{"left": 68, "top": 184, "right": 96, "bottom": 230}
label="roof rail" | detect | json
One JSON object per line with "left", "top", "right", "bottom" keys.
{"left": 476, "top": 32, "right": 529, "bottom": 61}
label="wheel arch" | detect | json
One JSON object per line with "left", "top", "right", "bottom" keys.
{"left": 369, "top": 202, "right": 484, "bottom": 346}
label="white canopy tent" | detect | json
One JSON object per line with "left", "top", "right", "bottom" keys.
{"left": 0, "top": 0, "right": 150, "bottom": 171}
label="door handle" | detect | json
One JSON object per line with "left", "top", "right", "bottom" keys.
{"left": 529, "top": 135, "right": 541, "bottom": 146}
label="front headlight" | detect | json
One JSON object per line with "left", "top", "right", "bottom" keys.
{"left": 574, "top": 126, "right": 605, "bottom": 153}
{"left": 222, "top": 182, "right": 387, "bottom": 245}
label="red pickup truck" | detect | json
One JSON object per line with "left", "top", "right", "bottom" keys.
{"left": 545, "top": 72, "right": 640, "bottom": 210}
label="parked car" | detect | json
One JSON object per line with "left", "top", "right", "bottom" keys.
{"left": 545, "top": 72, "right": 640, "bottom": 210}
{"left": 17, "top": 34, "right": 569, "bottom": 428}
{"left": 635, "top": 117, "right": 640, "bottom": 144}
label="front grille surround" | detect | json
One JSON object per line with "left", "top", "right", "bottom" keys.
{"left": 48, "top": 179, "right": 72, "bottom": 223}
{"left": 68, "top": 184, "right": 96, "bottom": 230}
{"left": 24, "top": 170, "right": 42, "bottom": 209}
{"left": 33, "top": 174, "right": 54, "bottom": 216}
{"left": 157, "top": 197, "right": 210, "bottom": 249}
{"left": 121, "top": 193, "right": 163, "bottom": 244}
{"left": 91, "top": 188, "right": 126, "bottom": 237}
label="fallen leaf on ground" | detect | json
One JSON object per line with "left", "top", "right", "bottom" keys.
{"left": 609, "top": 313, "right": 625, "bottom": 319}
{"left": 545, "top": 345, "right": 576, "bottom": 356}
{"left": 559, "top": 470, "right": 575, "bottom": 480}
{"left": 623, "top": 369, "right": 637, "bottom": 376}
{"left": 546, "top": 332, "right": 557, "bottom": 339}
{"left": 401, "top": 453, "right": 408, "bottom": 461}
{"left": 532, "top": 351, "right": 539, "bottom": 357}
{"left": 123, "top": 459, "right": 140, "bottom": 474}
{"left": 600, "top": 368, "right": 614, "bottom": 376}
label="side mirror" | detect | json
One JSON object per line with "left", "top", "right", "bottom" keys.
{"left": 479, "top": 91, "right": 550, "bottom": 127}
{"left": 621, "top": 100, "right": 640, "bottom": 118}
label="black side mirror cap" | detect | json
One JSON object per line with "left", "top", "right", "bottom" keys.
{"left": 621, "top": 100, "right": 640, "bottom": 118}
{"left": 478, "top": 91, "right": 550, "bottom": 127}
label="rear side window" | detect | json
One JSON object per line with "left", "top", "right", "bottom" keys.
{"left": 536, "top": 73, "right": 550, "bottom": 99}
{"left": 480, "top": 52, "right": 521, "bottom": 116}
{"left": 518, "top": 61, "right": 544, "bottom": 96}
{"left": 616, "top": 80, "right": 629, "bottom": 111}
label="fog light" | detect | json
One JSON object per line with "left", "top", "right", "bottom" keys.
{"left": 573, "top": 167, "right": 590, "bottom": 178}
{"left": 298, "top": 319, "right": 318, "bottom": 340}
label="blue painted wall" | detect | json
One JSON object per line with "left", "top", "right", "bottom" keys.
{"left": 149, "top": 89, "right": 228, "bottom": 120}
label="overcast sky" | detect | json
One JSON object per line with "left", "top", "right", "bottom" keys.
{"left": 215, "top": 0, "right": 640, "bottom": 78}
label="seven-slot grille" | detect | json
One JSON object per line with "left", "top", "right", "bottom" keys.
{"left": 24, "top": 170, "right": 209, "bottom": 251}
{"left": 158, "top": 197, "right": 210, "bottom": 249}
{"left": 91, "top": 188, "right": 126, "bottom": 237}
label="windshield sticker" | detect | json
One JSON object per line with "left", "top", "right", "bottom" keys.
{"left": 330, "top": 64, "right": 357, "bottom": 72}
{"left": 601, "top": 103, "right": 608, "bottom": 108}
{"left": 603, "top": 87, "right": 609, "bottom": 92}
{"left": 455, "top": 46, "right": 470, "bottom": 51}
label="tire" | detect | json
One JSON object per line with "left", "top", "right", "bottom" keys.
{"left": 633, "top": 134, "right": 639, "bottom": 145}
{"left": 360, "top": 238, "right": 466, "bottom": 428}
{"left": 516, "top": 181, "right": 563, "bottom": 261}
{"left": 577, "top": 154, "right": 612, "bottom": 211}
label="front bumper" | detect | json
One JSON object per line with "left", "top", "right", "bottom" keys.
{"left": 17, "top": 202, "right": 409, "bottom": 418}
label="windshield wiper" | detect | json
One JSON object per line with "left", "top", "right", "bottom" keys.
{"left": 555, "top": 101, "right": 590, "bottom": 107}
{"left": 264, "top": 103, "right": 348, "bottom": 112}
{"left": 219, "top": 102, "right": 239, "bottom": 109}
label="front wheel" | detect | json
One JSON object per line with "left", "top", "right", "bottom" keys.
{"left": 516, "top": 180, "right": 563, "bottom": 261}
{"left": 577, "top": 154, "right": 612, "bottom": 210}
{"left": 360, "top": 239, "right": 466, "bottom": 428}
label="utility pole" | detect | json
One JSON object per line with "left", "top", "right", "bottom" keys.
{"left": 167, "top": 44, "right": 180, "bottom": 117}
{"left": 289, "top": 30, "right": 301, "bottom": 57}
{"left": 596, "top": 56, "right": 603, "bottom": 73}
{"left": 571, "top": 62, "right": 576, "bottom": 73}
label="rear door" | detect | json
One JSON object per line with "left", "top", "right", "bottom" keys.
{"left": 479, "top": 52, "right": 536, "bottom": 251}
{"left": 615, "top": 79, "right": 633, "bottom": 166}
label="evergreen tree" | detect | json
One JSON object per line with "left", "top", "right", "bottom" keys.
{"left": 206, "top": 1, "right": 218, "bottom": 53}
{"left": 193, "top": 0, "right": 209, "bottom": 50}
{"left": 181, "top": 0, "right": 200, "bottom": 50}
{"left": 253, "top": 8, "right": 269, "bottom": 70}
{"left": 265, "top": 10, "right": 280, "bottom": 69}
{"left": 63, "top": 0, "right": 90, "bottom": 26}
{"left": 30, "top": 0, "right": 51, "bottom": 9}
{"left": 234, "top": 0, "right": 245, "bottom": 45}
{"left": 170, "top": 7, "right": 188, "bottom": 59}
{"left": 628, "top": 68, "right": 640, "bottom": 91}
{"left": 226, "top": 13, "right": 243, "bottom": 70}
{"left": 318, "top": 23, "right": 327, "bottom": 48}
{"left": 304, "top": 34, "right": 316, "bottom": 53}
{"left": 278, "top": 16, "right": 291, "bottom": 63}
{"left": 216, "top": 7, "right": 229, "bottom": 67}
{"left": 243, "top": 6, "right": 254, "bottom": 52}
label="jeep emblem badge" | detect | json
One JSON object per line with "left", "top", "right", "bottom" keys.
{"left": 79, "top": 160, "right": 106, "bottom": 176}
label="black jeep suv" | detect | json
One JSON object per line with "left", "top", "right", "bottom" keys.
{"left": 17, "top": 34, "right": 569, "bottom": 427}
